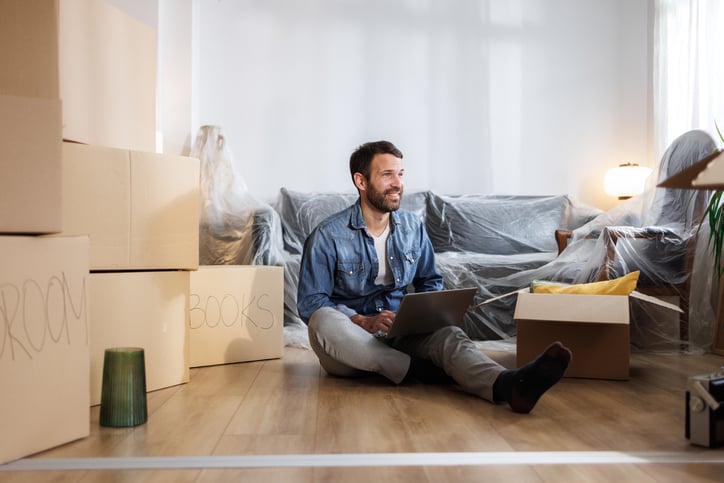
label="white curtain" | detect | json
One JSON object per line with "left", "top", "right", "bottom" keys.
{"left": 654, "top": 0, "right": 724, "bottom": 155}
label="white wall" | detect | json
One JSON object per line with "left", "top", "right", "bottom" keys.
{"left": 107, "top": 0, "right": 157, "bottom": 27}
{"left": 164, "top": 0, "right": 653, "bottom": 210}
{"left": 158, "top": 0, "right": 193, "bottom": 156}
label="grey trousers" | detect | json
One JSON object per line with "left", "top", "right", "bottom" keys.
{"left": 307, "top": 307, "right": 505, "bottom": 402}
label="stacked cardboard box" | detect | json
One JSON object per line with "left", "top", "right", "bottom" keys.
{"left": 61, "top": 140, "right": 200, "bottom": 406}
{"left": 51, "top": 0, "right": 197, "bottom": 406}
{"left": 0, "top": 0, "right": 87, "bottom": 464}
{"left": 0, "top": 0, "right": 196, "bottom": 462}
{"left": 1, "top": 0, "right": 156, "bottom": 152}
{"left": 0, "top": 236, "right": 90, "bottom": 465}
{"left": 1, "top": 0, "right": 285, "bottom": 463}
{"left": 60, "top": 140, "right": 199, "bottom": 407}
{"left": 0, "top": 0, "right": 63, "bottom": 234}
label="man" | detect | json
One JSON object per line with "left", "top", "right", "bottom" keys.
{"left": 297, "top": 140, "right": 571, "bottom": 413}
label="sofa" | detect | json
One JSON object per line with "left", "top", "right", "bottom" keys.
{"left": 248, "top": 188, "right": 601, "bottom": 342}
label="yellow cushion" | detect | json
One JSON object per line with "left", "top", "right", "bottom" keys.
{"left": 531, "top": 271, "right": 640, "bottom": 296}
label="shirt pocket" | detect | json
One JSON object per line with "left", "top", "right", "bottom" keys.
{"left": 335, "top": 259, "right": 366, "bottom": 295}
{"left": 400, "top": 249, "right": 420, "bottom": 283}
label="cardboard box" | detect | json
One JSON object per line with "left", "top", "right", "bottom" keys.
{"left": 62, "top": 142, "right": 200, "bottom": 271}
{"left": 0, "top": 95, "right": 63, "bottom": 234}
{"left": 59, "top": 0, "right": 156, "bottom": 152}
{"left": 89, "top": 271, "right": 191, "bottom": 406}
{"left": 0, "top": 0, "right": 60, "bottom": 99}
{"left": 515, "top": 292, "right": 631, "bottom": 380}
{"left": 0, "top": 0, "right": 156, "bottom": 152}
{"left": 0, "top": 235, "right": 90, "bottom": 464}
{"left": 514, "top": 291, "right": 682, "bottom": 379}
{"left": 189, "top": 266, "right": 284, "bottom": 367}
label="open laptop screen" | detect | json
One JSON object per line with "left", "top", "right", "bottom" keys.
{"left": 385, "top": 287, "right": 477, "bottom": 338}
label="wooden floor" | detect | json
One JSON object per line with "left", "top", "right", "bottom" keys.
{"left": 2, "top": 346, "right": 724, "bottom": 482}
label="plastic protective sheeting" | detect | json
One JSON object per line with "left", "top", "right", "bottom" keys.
{"left": 480, "top": 129, "right": 719, "bottom": 353}
{"left": 192, "top": 125, "right": 283, "bottom": 267}
{"left": 253, "top": 188, "right": 601, "bottom": 347}
{"left": 248, "top": 130, "right": 721, "bottom": 353}
{"left": 427, "top": 194, "right": 601, "bottom": 341}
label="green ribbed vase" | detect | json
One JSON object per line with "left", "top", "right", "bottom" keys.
{"left": 99, "top": 347, "right": 148, "bottom": 427}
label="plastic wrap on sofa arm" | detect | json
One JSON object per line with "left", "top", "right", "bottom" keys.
{"left": 250, "top": 205, "right": 285, "bottom": 266}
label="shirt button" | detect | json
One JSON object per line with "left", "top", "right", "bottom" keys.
{"left": 396, "top": 278, "right": 400, "bottom": 282}
{"left": 390, "top": 256, "right": 394, "bottom": 260}
{"left": 349, "top": 271, "right": 353, "bottom": 275}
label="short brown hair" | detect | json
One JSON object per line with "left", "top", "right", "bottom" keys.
{"left": 349, "top": 140, "right": 403, "bottom": 182}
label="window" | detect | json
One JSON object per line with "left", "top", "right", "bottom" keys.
{"left": 655, "top": 0, "right": 724, "bottom": 154}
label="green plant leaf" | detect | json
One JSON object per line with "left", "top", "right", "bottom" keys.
{"left": 702, "top": 189, "right": 724, "bottom": 277}
{"left": 700, "top": 123, "right": 724, "bottom": 277}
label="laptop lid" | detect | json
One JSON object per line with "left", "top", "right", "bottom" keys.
{"left": 385, "top": 287, "right": 477, "bottom": 338}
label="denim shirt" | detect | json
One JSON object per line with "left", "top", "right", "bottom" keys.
{"left": 297, "top": 199, "right": 443, "bottom": 323}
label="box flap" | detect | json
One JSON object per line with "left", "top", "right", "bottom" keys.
{"left": 473, "top": 287, "right": 528, "bottom": 308}
{"left": 658, "top": 149, "right": 724, "bottom": 190}
{"left": 514, "top": 292, "right": 629, "bottom": 325}
{"left": 630, "top": 290, "right": 683, "bottom": 312}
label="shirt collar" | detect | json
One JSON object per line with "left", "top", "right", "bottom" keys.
{"left": 350, "top": 198, "right": 401, "bottom": 232}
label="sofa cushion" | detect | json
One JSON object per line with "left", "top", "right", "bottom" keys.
{"left": 397, "top": 190, "right": 429, "bottom": 223}
{"left": 531, "top": 270, "right": 640, "bottom": 295}
{"left": 275, "top": 188, "right": 358, "bottom": 254}
{"left": 425, "top": 193, "right": 572, "bottom": 255}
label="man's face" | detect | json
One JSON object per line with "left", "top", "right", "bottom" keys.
{"left": 363, "top": 153, "right": 404, "bottom": 213}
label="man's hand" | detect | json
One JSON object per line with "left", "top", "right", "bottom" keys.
{"left": 350, "top": 311, "right": 395, "bottom": 335}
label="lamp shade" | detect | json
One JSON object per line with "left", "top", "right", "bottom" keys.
{"left": 604, "top": 163, "right": 653, "bottom": 199}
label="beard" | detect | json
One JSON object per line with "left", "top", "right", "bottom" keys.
{"left": 367, "top": 184, "right": 403, "bottom": 212}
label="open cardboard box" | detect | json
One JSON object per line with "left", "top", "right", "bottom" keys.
{"left": 514, "top": 290, "right": 682, "bottom": 380}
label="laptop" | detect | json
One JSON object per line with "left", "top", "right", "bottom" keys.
{"left": 384, "top": 287, "right": 478, "bottom": 338}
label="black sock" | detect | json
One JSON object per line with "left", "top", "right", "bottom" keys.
{"left": 405, "top": 356, "right": 456, "bottom": 385}
{"left": 493, "top": 341, "right": 572, "bottom": 413}
{"left": 492, "top": 370, "right": 514, "bottom": 403}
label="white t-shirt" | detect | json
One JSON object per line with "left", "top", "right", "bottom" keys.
{"left": 371, "top": 224, "right": 393, "bottom": 287}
